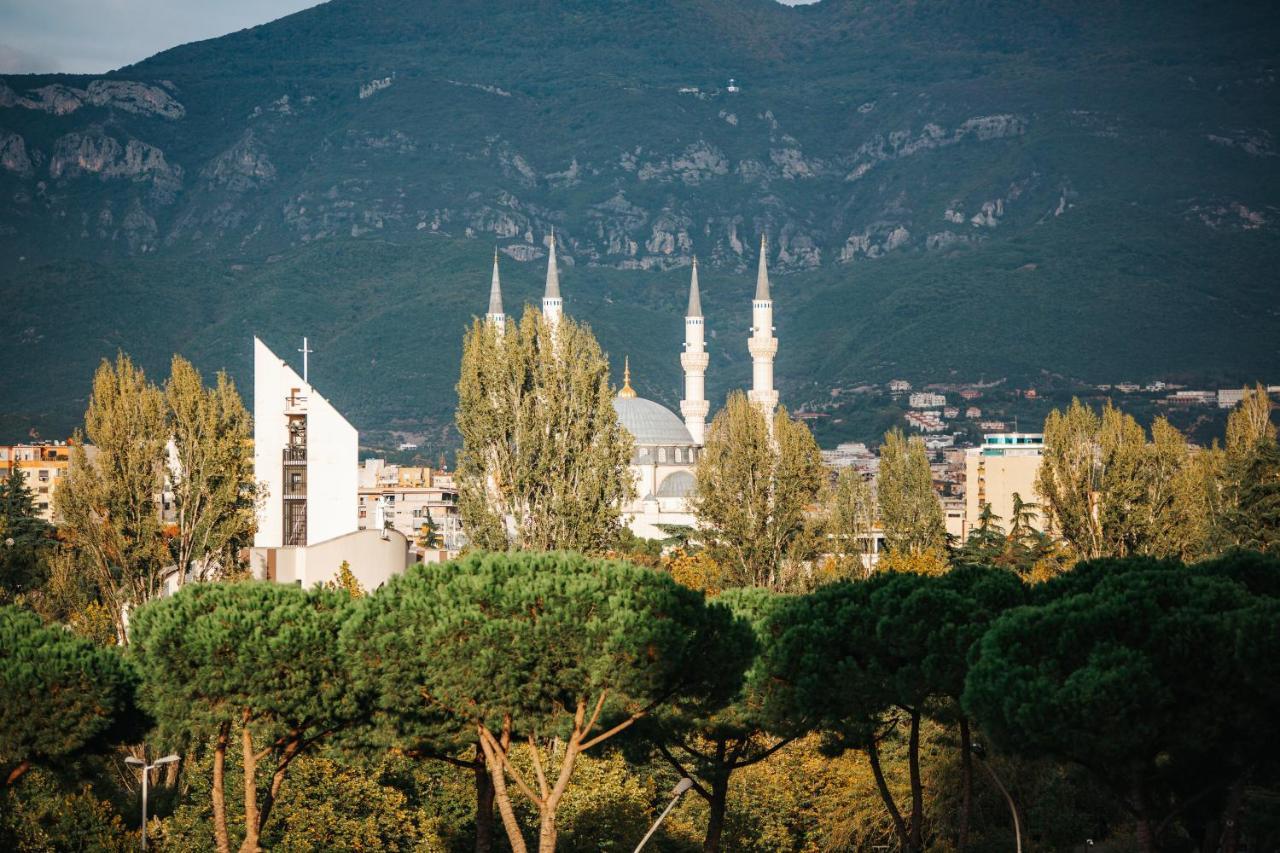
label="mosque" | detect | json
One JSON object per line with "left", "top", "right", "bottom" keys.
{"left": 482, "top": 234, "right": 780, "bottom": 539}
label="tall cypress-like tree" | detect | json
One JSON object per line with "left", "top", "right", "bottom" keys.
{"left": 691, "top": 391, "right": 825, "bottom": 590}
{"left": 164, "top": 355, "right": 257, "bottom": 584}
{"left": 455, "top": 309, "right": 634, "bottom": 553}
{"left": 877, "top": 429, "right": 946, "bottom": 557}
{"left": 56, "top": 355, "right": 169, "bottom": 644}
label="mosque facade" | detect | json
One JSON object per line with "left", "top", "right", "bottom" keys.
{"left": 483, "top": 234, "right": 779, "bottom": 540}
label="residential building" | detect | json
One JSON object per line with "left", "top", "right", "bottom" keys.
{"left": 905, "top": 410, "right": 945, "bottom": 432}
{"left": 357, "top": 459, "right": 464, "bottom": 560}
{"left": 888, "top": 379, "right": 912, "bottom": 393}
{"left": 909, "top": 392, "right": 947, "bottom": 409}
{"left": 963, "top": 433, "right": 1046, "bottom": 540}
{"left": 1218, "top": 388, "right": 1247, "bottom": 409}
{"left": 0, "top": 441, "right": 75, "bottom": 522}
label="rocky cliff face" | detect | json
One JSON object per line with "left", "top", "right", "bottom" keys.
{"left": 1, "top": 0, "right": 1274, "bottom": 274}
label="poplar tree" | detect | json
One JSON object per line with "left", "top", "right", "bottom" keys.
{"left": 455, "top": 309, "right": 635, "bottom": 553}
{"left": 340, "top": 551, "right": 752, "bottom": 853}
{"left": 826, "top": 466, "right": 877, "bottom": 578}
{"left": 0, "top": 605, "right": 142, "bottom": 787}
{"left": 691, "top": 391, "right": 825, "bottom": 589}
{"left": 877, "top": 429, "right": 946, "bottom": 556}
{"left": 130, "top": 583, "right": 365, "bottom": 853}
{"left": 56, "top": 355, "right": 169, "bottom": 644}
{"left": 1222, "top": 385, "right": 1280, "bottom": 552}
{"left": 164, "top": 355, "right": 257, "bottom": 584}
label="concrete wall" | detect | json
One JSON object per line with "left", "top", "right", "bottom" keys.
{"left": 250, "top": 528, "right": 411, "bottom": 591}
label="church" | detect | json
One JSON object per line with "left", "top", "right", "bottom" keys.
{"left": 483, "top": 234, "right": 780, "bottom": 539}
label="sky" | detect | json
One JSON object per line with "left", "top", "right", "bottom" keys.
{"left": 0, "top": 0, "right": 821, "bottom": 75}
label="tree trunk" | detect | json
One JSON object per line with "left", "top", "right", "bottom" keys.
{"left": 702, "top": 772, "right": 730, "bottom": 853}
{"left": 1219, "top": 776, "right": 1246, "bottom": 853}
{"left": 907, "top": 710, "right": 924, "bottom": 852}
{"left": 867, "top": 738, "right": 910, "bottom": 851}
{"left": 480, "top": 724, "right": 528, "bottom": 853}
{"left": 255, "top": 734, "right": 301, "bottom": 839}
{"left": 474, "top": 743, "right": 495, "bottom": 853}
{"left": 239, "top": 720, "right": 260, "bottom": 853}
{"left": 537, "top": 807, "right": 558, "bottom": 853}
{"left": 212, "top": 721, "right": 231, "bottom": 853}
{"left": 957, "top": 716, "right": 973, "bottom": 851}
{"left": 1132, "top": 780, "right": 1157, "bottom": 853}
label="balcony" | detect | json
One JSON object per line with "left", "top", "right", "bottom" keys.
{"left": 284, "top": 394, "right": 309, "bottom": 416}
{"left": 282, "top": 447, "right": 307, "bottom": 466}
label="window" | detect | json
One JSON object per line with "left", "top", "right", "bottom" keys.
{"left": 658, "top": 448, "right": 667, "bottom": 463}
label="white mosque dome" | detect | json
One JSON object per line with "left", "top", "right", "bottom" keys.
{"left": 612, "top": 396, "right": 695, "bottom": 447}
{"left": 656, "top": 470, "right": 695, "bottom": 498}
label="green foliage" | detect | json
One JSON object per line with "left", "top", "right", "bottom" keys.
{"left": 0, "top": 467, "right": 54, "bottom": 603}
{"left": 0, "top": 769, "right": 135, "bottom": 852}
{"left": 964, "top": 553, "right": 1280, "bottom": 850}
{"left": 877, "top": 429, "right": 946, "bottom": 556}
{"left": 0, "top": 605, "right": 142, "bottom": 786}
{"left": 691, "top": 393, "right": 825, "bottom": 590}
{"left": 130, "top": 581, "right": 365, "bottom": 850}
{"left": 455, "top": 309, "right": 635, "bottom": 553}
{"left": 163, "top": 354, "right": 257, "bottom": 583}
{"left": 342, "top": 551, "right": 754, "bottom": 852}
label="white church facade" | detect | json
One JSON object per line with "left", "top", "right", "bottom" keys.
{"left": 250, "top": 336, "right": 410, "bottom": 589}
{"left": 485, "top": 233, "right": 781, "bottom": 540}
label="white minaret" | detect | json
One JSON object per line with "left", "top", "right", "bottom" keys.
{"left": 680, "top": 257, "right": 710, "bottom": 445}
{"left": 486, "top": 248, "right": 505, "bottom": 330}
{"left": 747, "top": 235, "right": 778, "bottom": 418}
{"left": 542, "top": 231, "right": 563, "bottom": 327}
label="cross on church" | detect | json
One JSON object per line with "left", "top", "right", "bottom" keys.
{"left": 298, "top": 337, "right": 314, "bottom": 383}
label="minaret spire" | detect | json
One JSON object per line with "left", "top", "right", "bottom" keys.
{"left": 748, "top": 235, "right": 778, "bottom": 421}
{"left": 542, "top": 230, "right": 563, "bottom": 327}
{"left": 486, "top": 248, "right": 505, "bottom": 329}
{"left": 754, "top": 233, "right": 771, "bottom": 300}
{"left": 680, "top": 257, "right": 710, "bottom": 445}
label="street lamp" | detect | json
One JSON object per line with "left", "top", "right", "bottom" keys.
{"left": 634, "top": 777, "right": 694, "bottom": 852}
{"left": 124, "top": 754, "right": 179, "bottom": 850}
{"left": 972, "top": 743, "right": 1022, "bottom": 853}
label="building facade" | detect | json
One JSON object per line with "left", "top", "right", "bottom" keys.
{"left": 0, "top": 441, "right": 74, "bottom": 522}
{"left": 963, "top": 432, "right": 1047, "bottom": 539}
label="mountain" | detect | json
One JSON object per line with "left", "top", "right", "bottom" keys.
{"left": 2, "top": 0, "right": 1278, "bottom": 455}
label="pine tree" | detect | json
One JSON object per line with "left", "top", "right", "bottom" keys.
{"left": 455, "top": 309, "right": 635, "bottom": 553}
{"left": 0, "top": 467, "right": 54, "bottom": 601}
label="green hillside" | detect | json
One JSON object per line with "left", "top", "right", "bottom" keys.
{"left": 1, "top": 0, "right": 1278, "bottom": 455}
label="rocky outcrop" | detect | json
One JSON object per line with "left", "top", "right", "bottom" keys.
{"left": 49, "top": 130, "right": 183, "bottom": 202}
{"left": 202, "top": 130, "right": 275, "bottom": 192}
{"left": 0, "top": 132, "right": 34, "bottom": 176}
{"left": 638, "top": 142, "right": 730, "bottom": 185}
{"left": 0, "top": 79, "right": 184, "bottom": 119}
{"left": 845, "top": 114, "right": 1026, "bottom": 181}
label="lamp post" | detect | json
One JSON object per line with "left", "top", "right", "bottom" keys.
{"left": 972, "top": 743, "right": 1022, "bottom": 853}
{"left": 634, "top": 777, "right": 694, "bottom": 852}
{"left": 124, "top": 754, "right": 179, "bottom": 850}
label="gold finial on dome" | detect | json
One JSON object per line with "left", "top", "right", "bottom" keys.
{"left": 619, "top": 356, "right": 637, "bottom": 398}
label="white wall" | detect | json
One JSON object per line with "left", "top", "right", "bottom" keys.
{"left": 252, "top": 336, "right": 358, "bottom": 548}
